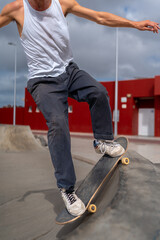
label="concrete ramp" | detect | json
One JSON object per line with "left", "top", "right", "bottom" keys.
{"left": 56, "top": 150, "right": 160, "bottom": 240}
{"left": 0, "top": 125, "right": 44, "bottom": 152}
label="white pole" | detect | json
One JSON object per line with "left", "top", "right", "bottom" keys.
{"left": 114, "top": 28, "right": 119, "bottom": 136}
{"left": 13, "top": 45, "right": 17, "bottom": 126}
{"left": 8, "top": 42, "right": 17, "bottom": 126}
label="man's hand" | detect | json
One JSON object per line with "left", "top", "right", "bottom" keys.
{"left": 134, "top": 20, "right": 160, "bottom": 33}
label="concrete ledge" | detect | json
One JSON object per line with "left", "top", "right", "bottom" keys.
{"left": 0, "top": 125, "right": 44, "bottom": 152}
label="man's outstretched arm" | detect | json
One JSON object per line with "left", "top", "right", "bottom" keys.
{"left": 62, "top": 0, "right": 159, "bottom": 33}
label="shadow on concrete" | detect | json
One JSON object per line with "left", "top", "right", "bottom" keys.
{"left": 18, "top": 180, "right": 83, "bottom": 216}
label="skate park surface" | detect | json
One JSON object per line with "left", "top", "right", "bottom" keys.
{"left": 0, "top": 125, "right": 160, "bottom": 240}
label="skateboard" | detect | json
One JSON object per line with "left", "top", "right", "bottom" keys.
{"left": 56, "top": 137, "right": 129, "bottom": 225}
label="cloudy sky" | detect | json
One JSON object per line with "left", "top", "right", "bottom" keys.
{"left": 0, "top": 0, "right": 160, "bottom": 107}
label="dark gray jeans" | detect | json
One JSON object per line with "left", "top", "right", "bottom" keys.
{"left": 27, "top": 62, "right": 113, "bottom": 189}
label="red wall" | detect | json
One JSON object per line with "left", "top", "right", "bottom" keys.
{"left": 155, "top": 96, "right": 160, "bottom": 137}
{"left": 154, "top": 76, "right": 160, "bottom": 137}
{"left": 0, "top": 107, "right": 24, "bottom": 125}
{"left": 0, "top": 76, "right": 160, "bottom": 136}
{"left": 68, "top": 100, "right": 92, "bottom": 132}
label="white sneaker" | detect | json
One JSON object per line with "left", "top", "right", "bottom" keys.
{"left": 60, "top": 188, "right": 85, "bottom": 216}
{"left": 94, "top": 139, "right": 125, "bottom": 157}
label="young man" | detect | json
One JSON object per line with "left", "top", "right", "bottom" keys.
{"left": 0, "top": 0, "right": 159, "bottom": 216}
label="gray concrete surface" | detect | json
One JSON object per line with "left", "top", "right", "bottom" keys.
{"left": 0, "top": 128, "right": 160, "bottom": 240}
{"left": 129, "top": 138, "right": 160, "bottom": 164}
{"left": 57, "top": 151, "right": 160, "bottom": 240}
{"left": 0, "top": 150, "right": 93, "bottom": 240}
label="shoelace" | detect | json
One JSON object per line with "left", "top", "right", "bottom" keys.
{"left": 64, "top": 192, "right": 77, "bottom": 205}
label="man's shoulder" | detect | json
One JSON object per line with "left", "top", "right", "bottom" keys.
{"left": 11, "top": 0, "right": 23, "bottom": 11}
{"left": 59, "top": 0, "right": 77, "bottom": 10}
{"left": 3, "top": 0, "right": 23, "bottom": 15}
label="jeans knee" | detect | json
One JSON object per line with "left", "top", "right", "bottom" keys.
{"left": 92, "top": 85, "right": 109, "bottom": 103}
{"left": 98, "top": 85, "right": 108, "bottom": 97}
{"left": 47, "top": 115, "right": 69, "bottom": 140}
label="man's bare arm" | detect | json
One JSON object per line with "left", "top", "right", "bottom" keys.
{"left": 0, "top": 4, "right": 14, "bottom": 28}
{"left": 0, "top": 1, "right": 21, "bottom": 29}
{"left": 62, "top": 0, "right": 160, "bottom": 33}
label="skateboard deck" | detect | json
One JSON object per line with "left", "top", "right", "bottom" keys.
{"left": 56, "top": 137, "right": 129, "bottom": 225}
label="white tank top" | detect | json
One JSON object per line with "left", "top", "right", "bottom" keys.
{"left": 20, "top": 0, "right": 73, "bottom": 79}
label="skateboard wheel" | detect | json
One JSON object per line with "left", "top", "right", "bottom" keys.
{"left": 88, "top": 204, "right": 97, "bottom": 213}
{"left": 121, "top": 157, "right": 130, "bottom": 165}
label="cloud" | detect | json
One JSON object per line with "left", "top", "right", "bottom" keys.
{"left": 0, "top": 0, "right": 160, "bottom": 107}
